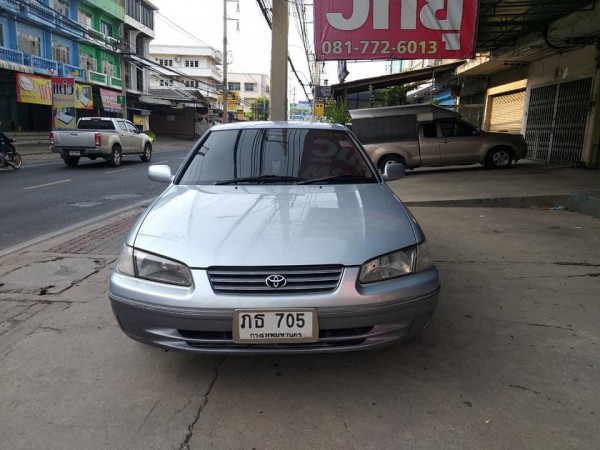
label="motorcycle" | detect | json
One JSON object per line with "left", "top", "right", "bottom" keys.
{"left": 0, "top": 143, "right": 22, "bottom": 169}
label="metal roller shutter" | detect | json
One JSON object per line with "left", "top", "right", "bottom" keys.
{"left": 489, "top": 90, "right": 526, "bottom": 134}
{"left": 525, "top": 78, "right": 592, "bottom": 166}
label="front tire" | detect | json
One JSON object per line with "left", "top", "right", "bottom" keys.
{"left": 63, "top": 156, "right": 80, "bottom": 167}
{"left": 485, "top": 147, "right": 512, "bottom": 169}
{"left": 109, "top": 145, "right": 122, "bottom": 167}
{"left": 378, "top": 155, "right": 406, "bottom": 173}
{"left": 10, "top": 152, "right": 22, "bottom": 169}
{"left": 140, "top": 142, "right": 152, "bottom": 162}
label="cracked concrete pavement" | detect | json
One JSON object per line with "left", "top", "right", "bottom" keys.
{"left": 0, "top": 163, "right": 599, "bottom": 449}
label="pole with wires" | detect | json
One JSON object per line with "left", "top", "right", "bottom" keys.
{"left": 222, "top": 0, "right": 229, "bottom": 124}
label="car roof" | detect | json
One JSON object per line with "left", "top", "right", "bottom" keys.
{"left": 210, "top": 121, "right": 348, "bottom": 132}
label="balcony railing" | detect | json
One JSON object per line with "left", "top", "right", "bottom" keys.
{"left": 25, "top": 55, "right": 58, "bottom": 73}
{"left": 59, "top": 63, "right": 86, "bottom": 82}
{"left": 19, "top": 1, "right": 84, "bottom": 39}
{"left": 0, "top": 0, "right": 19, "bottom": 14}
{"left": 109, "top": 77, "right": 122, "bottom": 89}
{"left": 0, "top": 47, "right": 24, "bottom": 64}
{"left": 88, "top": 71, "right": 108, "bottom": 85}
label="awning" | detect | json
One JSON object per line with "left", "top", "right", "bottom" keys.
{"left": 332, "top": 61, "right": 464, "bottom": 96}
{"left": 0, "top": 60, "right": 34, "bottom": 74}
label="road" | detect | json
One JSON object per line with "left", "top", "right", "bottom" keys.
{"left": 0, "top": 141, "right": 193, "bottom": 253}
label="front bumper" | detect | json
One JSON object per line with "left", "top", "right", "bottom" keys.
{"left": 108, "top": 267, "right": 440, "bottom": 354}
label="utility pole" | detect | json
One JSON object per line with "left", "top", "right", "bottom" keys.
{"left": 270, "top": 0, "right": 288, "bottom": 120}
{"left": 222, "top": 0, "right": 228, "bottom": 124}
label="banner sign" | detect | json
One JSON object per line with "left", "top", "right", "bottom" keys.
{"left": 76, "top": 84, "right": 94, "bottom": 109}
{"left": 100, "top": 88, "right": 122, "bottom": 113}
{"left": 52, "top": 77, "right": 76, "bottom": 130}
{"left": 314, "top": 0, "right": 478, "bottom": 60}
{"left": 16, "top": 74, "right": 52, "bottom": 105}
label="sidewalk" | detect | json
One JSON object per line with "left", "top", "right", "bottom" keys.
{"left": 1, "top": 165, "right": 599, "bottom": 448}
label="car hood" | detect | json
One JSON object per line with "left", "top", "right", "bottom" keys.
{"left": 133, "top": 184, "right": 418, "bottom": 267}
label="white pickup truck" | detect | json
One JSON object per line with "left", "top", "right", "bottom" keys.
{"left": 50, "top": 117, "right": 153, "bottom": 167}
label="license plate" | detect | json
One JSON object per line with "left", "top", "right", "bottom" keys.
{"left": 233, "top": 309, "right": 318, "bottom": 344}
{"left": 69, "top": 151, "right": 80, "bottom": 156}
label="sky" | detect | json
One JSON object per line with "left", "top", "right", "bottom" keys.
{"left": 150, "top": 0, "right": 389, "bottom": 102}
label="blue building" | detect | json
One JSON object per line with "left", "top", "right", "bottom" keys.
{"left": 0, "top": 0, "right": 126, "bottom": 134}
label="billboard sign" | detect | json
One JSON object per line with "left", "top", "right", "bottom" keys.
{"left": 314, "top": 0, "right": 478, "bottom": 60}
{"left": 100, "top": 88, "right": 122, "bottom": 113}
{"left": 16, "top": 74, "right": 52, "bottom": 105}
{"left": 52, "top": 77, "right": 76, "bottom": 130}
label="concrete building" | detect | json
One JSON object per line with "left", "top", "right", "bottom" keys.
{"left": 456, "top": 3, "right": 600, "bottom": 167}
{"left": 148, "top": 44, "right": 222, "bottom": 110}
{"left": 0, "top": 0, "right": 125, "bottom": 138}
{"left": 227, "top": 72, "right": 270, "bottom": 114}
{"left": 123, "top": 0, "right": 157, "bottom": 132}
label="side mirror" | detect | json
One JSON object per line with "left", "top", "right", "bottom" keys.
{"left": 383, "top": 162, "right": 405, "bottom": 181}
{"left": 148, "top": 164, "right": 173, "bottom": 183}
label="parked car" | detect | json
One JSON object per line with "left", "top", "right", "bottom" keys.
{"left": 108, "top": 121, "right": 440, "bottom": 354}
{"left": 349, "top": 104, "right": 528, "bottom": 171}
{"left": 50, "top": 117, "right": 153, "bottom": 167}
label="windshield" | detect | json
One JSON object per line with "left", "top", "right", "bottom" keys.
{"left": 178, "top": 128, "right": 377, "bottom": 185}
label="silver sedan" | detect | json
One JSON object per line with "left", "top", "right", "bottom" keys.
{"left": 108, "top": 121, "right": 440, "bottom": 354}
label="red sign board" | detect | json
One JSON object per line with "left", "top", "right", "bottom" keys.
{"left": 314, "top": 0, "right": 478, "bottom": 60}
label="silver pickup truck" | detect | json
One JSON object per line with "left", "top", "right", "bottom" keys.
{"left": 50, "top": 117, "right": 153, "bottom": 167}
{"left": 350, "top": 104, "right": 528, "bottom": 171}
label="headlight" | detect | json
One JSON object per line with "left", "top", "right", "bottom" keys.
{"left": 116, "top": 245, "right": 193, "bottom": 287}
{"left": 359, "top": 241, "right": 433, "bottom": 284}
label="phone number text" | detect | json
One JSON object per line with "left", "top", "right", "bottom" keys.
{"left": 321, "top": 40, "right": 439, "bottom": 56}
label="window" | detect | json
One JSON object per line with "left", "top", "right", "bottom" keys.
{"left": 159, "top": 79, "right": 173, "bottom": 87}
{"left": 78, "top": 10, "right": 92, "bottom": 28}
{"left": 440, "top": 121, "right": 476, "bottom": 138}
{"left": 117, "top": 121, "right": 128, "bottom": 132}
{"left": 17, "top": 31, "right": 41, "bottom": 56}
{"left": 158, "top": 59, "right": 173, "bottom": 67}
{"left": 80, "top": 52, "right": 96, "bottom": 70}
{"left": 421, "top": 123, "right": 437, "bottom": 138}
{"left": 0, "top": 24, "right": 4, "bottom": 47}
{"left": 102, "top": 60, "right": 116, "bottom": 77}
{"left": 228, "top": 82, "right": 240, "bottom": 91}
{"left": 51, "top": 0, "right": 69, "bottom": 17}
{"left": 52, "top": 44, "right": 70, "bottom": 64}
{"left": 185, "top": 60, "right": 199, "bottom": 68}
{"left": 100, "top": 21, "right": 113, "bottom": 38}
{"left": 244, "top": 83, "right": 256, "bottom": 92}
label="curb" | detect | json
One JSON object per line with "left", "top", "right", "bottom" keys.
{"left": 404, "top": 194, "right": 571, "bottom": 209}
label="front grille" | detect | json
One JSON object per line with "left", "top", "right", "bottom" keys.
{"left": 207, "top": 265, "right": 344, "bottom": 295}
{"left": 178, "top": 326, "right": 373, "bottom": 349}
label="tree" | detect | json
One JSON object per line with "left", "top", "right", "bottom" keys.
{"left": 381, "top": 84, "right": 411, "bottom": 106}
{"left": 249, "top": 97, "right": 270, "bottom": 121}
{"left": 324, "top": 99, "right": 351, "bottom": 125}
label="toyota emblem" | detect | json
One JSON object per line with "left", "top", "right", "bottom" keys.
{"left": 265, "top": 274, "right": 287, "bottom": 289}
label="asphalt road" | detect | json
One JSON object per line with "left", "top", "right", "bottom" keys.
{"left": 0, "top": 142, "right": 193, "bottom": 253}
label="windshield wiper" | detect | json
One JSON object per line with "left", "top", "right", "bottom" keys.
{"left": 214, "top": 175, "right": 305, "bottom": 185}
{"left": 298, "top": 174, "right": 375, "bottom": 185}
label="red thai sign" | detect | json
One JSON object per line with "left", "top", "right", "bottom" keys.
{"left": 314, "top": 0, "right": 478, "bottom": 60}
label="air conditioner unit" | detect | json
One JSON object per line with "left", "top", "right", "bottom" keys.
{"left": 175, "top": 56, "right": 181, "bottom": 62}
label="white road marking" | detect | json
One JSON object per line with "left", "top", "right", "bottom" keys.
{"left": 24, "top": 179, "right": 72, "bottom": 190}
{"left": 105, "top": 168, "right": 131, "bottom": 174}
{"left": 153, "top": 161, "right": 168, "bottom": 164}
